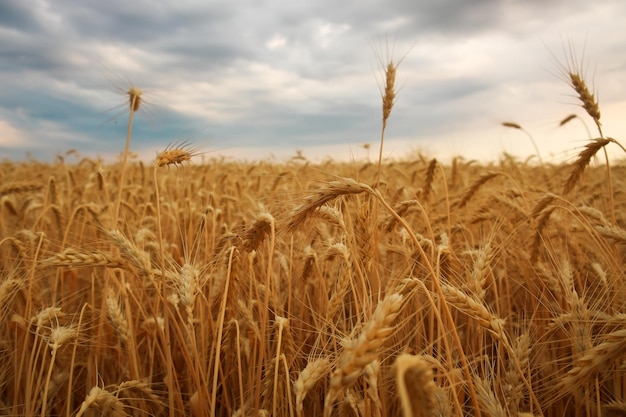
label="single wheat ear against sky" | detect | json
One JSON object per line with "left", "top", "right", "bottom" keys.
{"left": 1, "top": 0, "right": 626, "bottom": 163}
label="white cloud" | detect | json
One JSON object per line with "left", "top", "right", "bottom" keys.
{"left": 0, "top": 119, "right": 29, "bottom": 147}
{"left": 314, "top": 20, "right": 351, "bottom": 49}
{"left": 266, "top": 34, "right": 287, "bottom": 50}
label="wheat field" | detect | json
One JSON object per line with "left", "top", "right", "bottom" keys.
{"left": 1, "top": 57, "right": 625, "bottom": 417}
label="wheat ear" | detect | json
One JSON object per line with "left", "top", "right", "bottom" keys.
{"left": 457, "top": 172, "right": 501, "bottom": 208}
{"left": 393, "top": 353, "right": 437, "bottom": 417}
{"left": 530, "top": 206, "right": 556, "bottom": 263}
{"left": 115, "top": 380, "right": 164, "bottom": 417}
{"left": 594, "top": 225, "right": 626, "bottom": 244}
{"left": 0, "top": 278, "right": 24, "bottom": 322}
{"left": 473, "top": 376, "right": 507, "bottom": 417}
{"left": 562, "top": 138, "right": 610, "bottom": 195}
{"left": 239, "top": 212, "right": 275, "bottom": 252}
{"left": 325, "top": 242, "right": 351, "bottom": 323}
{"left": 557, "top": 329, "right": 626, "bottom": 397}
{"left": 284, "top": 178, "right": 372, "bottom": 233}
{"left": 604, "top": 401, "right": 626, "bottom": 417}
{"left": 442, "top": 284, "right": 544, "bottom": 414}
{"left": 0, "top": 182, "right": 43, "bottom": 198}
{"left": 75, "top": 386, "right": 128, "bottom": 417}
{"left": 42, "top": 249, "right": 125, "bottom": 269}
{"left": 504, "top": 333, "right": 531, "bottom": 414}
{"left": 108, "top": 230, "right": 154, "bottom": 278}
{"left": 422, "top": 158, "right": 438, "bottom": 204}
{"left": 377, "top": 59, "right": 397, "bottom": 187}
{"left": 441, "top": 284, "right": 507, "bottom": 342}
{"left": 324, "top": 293, "right": 404, "bottom": 417}
{"left": 559, "top": 113, "right": 577, "bottom": 126}
{"left": 567, "top": 72, "right": 602, "bottom": 136}
{"left": 155, "top": 142, "right": 198, "bottom": 168}
{"left": 105, "top": 288, "right": 130, "bottom": 346}
{"left": 294, "top": 358, "right": 331, "bottom": 417}
{"left": 40, "top": 324, "right": 78, "bottom": 415}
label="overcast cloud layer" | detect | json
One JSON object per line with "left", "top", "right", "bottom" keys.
{"left": 1, "top": 0, "right": 625, "bottom": 163}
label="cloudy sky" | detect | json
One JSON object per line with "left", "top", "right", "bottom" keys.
{"left": 1, "top": 0, "right": 625, "bottom": 164}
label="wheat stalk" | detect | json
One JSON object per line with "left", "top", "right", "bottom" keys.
{"left": 114, "top": 85, "right": 142, "bottom": 225}
{"left": 40, "top": 323, "right": 78, "bottom": 417}
{"left": 502, "top": 122, "right": 543, "bottom": 165}
{"left": 374, "top": 41, "right": 411, "bottom": 187}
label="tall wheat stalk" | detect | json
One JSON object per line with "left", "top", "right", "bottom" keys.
{"left": 152, "top": 144, "right": 200, "bottom": 415}
{"left": 502, "top": 122, "right": 544, "bottom": 166}
{"left": 113, "top": 86, "right": 142, "bottom": 226}
{"left": 554, "top": 41, "right": 626, "bottom": 225}
{"left": 374, "top": 44, "right": 405, "bottom": 188}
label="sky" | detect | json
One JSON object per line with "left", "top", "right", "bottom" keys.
{"left": 1, "top": 0, "right": 625, "bottom": 164}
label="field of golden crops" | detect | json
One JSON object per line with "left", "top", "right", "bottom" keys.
{"left": 1, "top": 57, "right": 625, "bottom": 417}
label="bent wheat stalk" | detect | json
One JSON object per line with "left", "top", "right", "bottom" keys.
{"left": 502, "top": 122, "right": 544, "bottom": 166}
{"left": 393, "top": 354, "right": 437, "bottom": 417}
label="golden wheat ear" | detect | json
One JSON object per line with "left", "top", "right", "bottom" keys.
{"left": 127, "top": 86, "right": 142, "bottom": 113}
{"left": 567, "top": 71, "right": 601, "bottom": 135}
{"left": 559, "top": 114, "right": 577, "bottom": 126}
{"left": 551, "top": 40, "right": 603, "bottom": 137}
{"left": 562, "top": 138, "right": 610, "bottom": 195}
{"left": 155, "top": 142, "right": 200, "bottom": 168}
{"left": 371, "top": 38, "right": 413, "bottom": 186}
{"left": 381, "top": 61, "right": 397, "bottom": 132}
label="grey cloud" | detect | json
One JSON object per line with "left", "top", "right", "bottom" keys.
{"left": 0, "top": 2, "right": 45, "bottom": 33}
{"left": 1, "top": 0, "right": 625, "bottom": 163}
